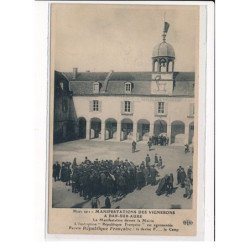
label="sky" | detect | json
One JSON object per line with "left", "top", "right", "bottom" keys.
{"left": 51, "top": 4, "right": 199, "bottom": 73}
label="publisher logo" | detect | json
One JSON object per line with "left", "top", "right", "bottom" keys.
{"left": 183, "top": 219, "right": 193, "bottom": 226}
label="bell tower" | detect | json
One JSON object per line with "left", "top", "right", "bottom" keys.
{"left": 151, "top": 21, "right": 175, "bottom": 95}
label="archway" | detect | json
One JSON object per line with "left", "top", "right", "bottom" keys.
{"left": 90, "top": 117, "right": 101, "bottom": 139}
{"left": 171, "top": 120, "right": 185, "bottom": 144}
{"left": 137, "top": 119, "right": 150, "bottom": 141}
{"left": 78, "top": 117, "right": 86, "bottom": 139}
{"left": 154, "top": 120, "right": 167, "bottom": 136}
{"left": 188, "top": 121, "right": 194, "bottom": 144}
{"left": 105, "top": 118, "right": 117, "bottom": 140}
{"left": 121, "top": 118, "right": 133, "bottom": 141}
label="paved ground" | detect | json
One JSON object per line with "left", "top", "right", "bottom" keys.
{"left": 52, "top": 139, "right": 193, "bottom": 209}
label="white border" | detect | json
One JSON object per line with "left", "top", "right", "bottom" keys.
{"left": 37, "top": 1, "right": 215, "bottom": 241}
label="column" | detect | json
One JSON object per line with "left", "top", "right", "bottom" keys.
{"left": 149, "top": 122, "right": 154, "bottom": 137}
{"left": 184, "top": 122, "right": 189, "bottom": 144}
{"left": 101, "top": 120, "right": 106, "bottom": 141}
{"left": 116, "top": 121, "right": 121, "bottom": 142}
{"left": 172, "top": 60, "right": 175, "bottom": 72}
{"left": 157, "top": 60, "right": 160, "bottom": 73}
{"left": 167, "top": 124, "right": 172, "bottom": 144}
{"left": 86, "top": 119, "right": 90, "bottom": 140}
{"left": 133, "top": 121, "right": 138, "bottom": 141}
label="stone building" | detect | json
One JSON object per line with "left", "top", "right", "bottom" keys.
{"left": 53, "top": 71, "right": 78, "bottom": 143}
{"left": 54, "top": 22, "right": 195, "bottom": 145}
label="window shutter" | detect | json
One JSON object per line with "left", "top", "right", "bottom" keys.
{"left": 99, "top": 100, "right": 102, "bottom": 112}
{"left": 89, "top": 100, "right": 93, "bottom": 112}
{"left": 164, "top": 102, "right": 168, "bottom": 115}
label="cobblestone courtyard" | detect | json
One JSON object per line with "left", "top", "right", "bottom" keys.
{"left": 52, "top": 140, "right": 193, "bottom": 209}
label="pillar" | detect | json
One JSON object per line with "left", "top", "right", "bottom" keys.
{"left": 157, "top": 59, "right": 160, "bottom": 73}
{"left": 149, "top": 122, "right": 154, "bottom": 137}
{"left": 152, "top": 60, "right": 155, "bottom": 72}
{"left": 184, "top": 122, "right": 189, "bottom": 144}
{"left": 86, "top": 119, "right": 90, "bottom": 140}
{"left": 133, "top": 121, "right": 138, "bottom": 141}
{"left": 101, "top": 120, "right": 106, "bottom": 141}
{"left": 116, "top": 121, "right": 121, "bottom": 141}
{"left": 167, "top": 124, "right": 172, "bottom": 144}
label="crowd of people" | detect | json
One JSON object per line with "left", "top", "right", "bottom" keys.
{"left": 53, "top": 156, "right": 160, "bottom": 200}
{"left": 150, "top": 135, "right": 169, "bottom": 146}
{"left": 53, "top": 153, "right": 193, "bottom": 207}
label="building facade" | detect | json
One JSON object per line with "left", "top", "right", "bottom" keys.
{"left": 53, "top": 71, "right": 78, "bottom": 143}
{"left": 55, "top": 22, "right": 195, "bottom": 145}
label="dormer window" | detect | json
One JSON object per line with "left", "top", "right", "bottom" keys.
{"left": 125, "top": 82, "right": 132, "bottom": 94}
{"left": 93, "top": 82, "right": 101, "bottom": 94}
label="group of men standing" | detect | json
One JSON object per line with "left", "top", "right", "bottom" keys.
{"left": 53, "top": 153, "right": 193, "bottom": 208}
{"left": 53, "top": 156, "right": 163, "bottom": 202}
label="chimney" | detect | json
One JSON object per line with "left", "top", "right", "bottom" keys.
{"left": 72, "top": 67, "right": 78, "bottom": 80}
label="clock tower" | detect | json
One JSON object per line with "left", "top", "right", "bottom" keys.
{"left": 151, "top": 22, "right": 175, "bottom": 95}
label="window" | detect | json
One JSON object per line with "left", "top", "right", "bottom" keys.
{"left": 93, "top": 82, "right": 100, "bottom": 94}
{"left": 158, "top": 102, "right": 164, "bottom": 114}
{"left": 124, "top": 101, "right": 131, "bottom": 112}
{"left": 125, "top": 82, "right": 132, "bottom": 93}
{"left": 93, "top": 100, "right": 99, "bottom": 111}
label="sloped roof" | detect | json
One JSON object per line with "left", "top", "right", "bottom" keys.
{"left": 63, "top": 71, "right": 195, "bottom": 96}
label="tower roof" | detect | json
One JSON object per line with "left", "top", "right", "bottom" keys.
{"left": 152, "top": 41, "right": 175, "bottom": 58}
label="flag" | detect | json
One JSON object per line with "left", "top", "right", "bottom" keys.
{"left": 164, "top": 22, "right": 169, "bottom": 33}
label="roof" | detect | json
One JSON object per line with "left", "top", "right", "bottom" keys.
{"left": 152, "top": 42, "right": 175, "bottom": 58}
{"left": 62, "top": 71, "right": 195, "bottom": 97}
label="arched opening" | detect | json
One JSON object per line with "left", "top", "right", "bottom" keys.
{"left": 154, "top": 120, "right": 167, "bottom": 136}
{"left": 121, "top": 118, "right": 133, "bottom": 141}
{"left": 90, "top": 117, "right": 101, "bottom": 139}
{"left": 188, "top": 121, "right": 194, "bottom": 144}
{"left": 78, "top": 117, "right": 86, "bottom": 139}
{"left": 171, "top": 120, "right": 185, "bottom": 144}
{"left": 105, "top": 118, "right": 117, "bottom": 140}
{"left": 159, "top": 58, "right": 167, "bottom": 73}
{"left": 168, "top": 61, "right": 173, "bottom": 72}
{"left": 137, "top": 119, "right": 150, "bottom": 141}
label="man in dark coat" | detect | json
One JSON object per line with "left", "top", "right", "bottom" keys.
{"left": 145, "top": 154, "right": 150, "bottom": 167}
{"left": 105, "top": 196, "right": 111, "bottom": 208}
{"left": 53, "top": 163, "right": 57, "bottom": 182}
{"left": 187, "top": 166, "right": 193, "bottom": 185}
{"left": 177, "top": 166, "right": 182, "bottom": 185}
{"left": 132, "top": 141, "right": 136, "bottom": 153}
{"left": 147, "top": 139, "right": 152, "bottom": 151}
{"left": 180, "top": 168, "right": 187, "bottom": 188}
{"left": 149, "top": 166, "right": 158, "bottom": 186}
{"left": 156, "top": 175, "right": 168, "bottom": 196}
{"left": 136, "top": 170, "right": 145, "bottom": 190}
{"left": 154, "top": 154, "right": 159, "bottom": 165}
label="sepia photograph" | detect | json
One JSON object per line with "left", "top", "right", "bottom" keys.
{"left": 50, "top": 4, "right": 198, "bottom": 211}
